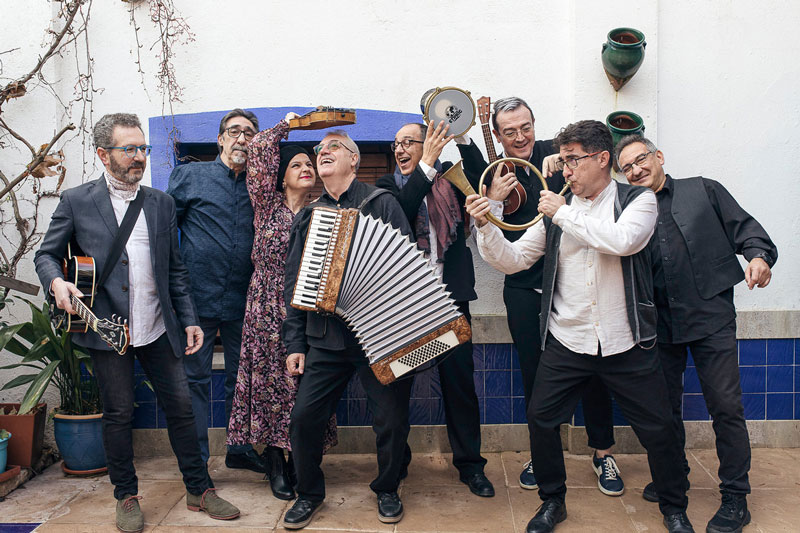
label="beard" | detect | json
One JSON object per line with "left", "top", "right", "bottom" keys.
{"left": 108, "top": 156, "right": 144, "bottom": 185}
{"left": 230, "top": 146, "right": 248, "bottom": 166}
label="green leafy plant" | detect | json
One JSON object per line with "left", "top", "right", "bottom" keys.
{"left": 0, "top": 429, "right": 9, "bottom": 440}
{"left": 0, "top": 298, "right": 101, "bottom": 415}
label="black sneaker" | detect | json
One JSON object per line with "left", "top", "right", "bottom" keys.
{"left": 592, "top": 454, "right": 624, "bottom": 496}
{"left": 526, "top": 499, "right": 566, "bottom": 533}
{"left": 377, "top": 491, "right": 404, "bottom": 523}
{"left": 283, "top": 498, "right": 322, "bottom": 530}
{"left": 519, "top": 460, "right": 538, "bottom": 490}
{"left": 706, "top": 493, "right": 750, "bottom": 533}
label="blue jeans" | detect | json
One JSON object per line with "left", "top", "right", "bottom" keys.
{"left": 182, "top": 317, "right": 251, "bottom": 462}
{"left": 89, "top": 334, "right": 209, "bottom": 499}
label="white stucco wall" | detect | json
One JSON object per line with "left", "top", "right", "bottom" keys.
{"left": 2, "top": 0, "right": 798, "bottom": 400}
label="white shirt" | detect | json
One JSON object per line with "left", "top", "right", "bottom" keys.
{"left": 106, "top": 179, "right": 166, "bottom": 347}
{"left": 476, "top": 180, "right": 657, "bottom": 356}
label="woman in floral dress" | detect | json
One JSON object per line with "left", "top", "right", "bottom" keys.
{"left": 227, "top": 115, "right": 337, "bottom": 500}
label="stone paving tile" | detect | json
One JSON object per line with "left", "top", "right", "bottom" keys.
{"left": 35, "top": 524, "right": 159, "bottom": 532}
{"left": 319, "top": 452, "right": 380, "bottom": 485}
{"left": 208, "top": 454, "right": 271, "bottom": 483}
{"left": 403, "top": 451, "right": 504, "bottom": 487}
{"left": 0, "top": 470, "right": 107, "bottom": 523}
{"left": 691, "top": 447, "right": 800, "bottom": 489}
{"left": 133, "top": 455, "right": 184, "bottom": 481}
{"left": 397, "top": 483, "right": 514, "bottom": 532}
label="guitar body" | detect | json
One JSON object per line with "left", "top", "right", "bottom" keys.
{"left": 60, "top": 251, "right": 95, "bottom": 333}
{"left": 476, "top": 97, "right": 528, "bottom": 215}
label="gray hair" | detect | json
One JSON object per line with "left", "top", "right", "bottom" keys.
{"left": 492, "top": 97, "right": 535, "bottom": 132}
{"left": 614, "top": 134, "right": 658, "bottom": 164}
{"left": 327, "top": 129, "right": 361, "bottom": 172}
{"left": 218, "top": 108, "right": 259, "bottom": 154}
{"left": 93, "top": 113, "right": 143, "bottom": 148}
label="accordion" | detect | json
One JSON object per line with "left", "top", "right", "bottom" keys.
{"left": 291, "top": 206, "right": 471, "bottom": 385}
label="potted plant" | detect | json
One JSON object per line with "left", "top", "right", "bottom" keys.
{"left": 0, "top": 429, "right": 10, "bottom": 473}
{"left": 0, "top": 298, "right": 106, "bottom": 473}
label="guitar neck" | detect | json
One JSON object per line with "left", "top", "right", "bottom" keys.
{"left": 481, "top": 122, "right": 499, "bottom": 163}
{"left": 69, "top": 295, "right": 98, "bottom": 331}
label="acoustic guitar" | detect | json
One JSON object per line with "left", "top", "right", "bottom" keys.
{"left": 288, "top": 106, "right": 356, "bottom": 130}
{"left": 48, "top": 244, "right": 130, "bottom": 355}
{"left": 476, "top": 96, "right": 527, "bottom": 215}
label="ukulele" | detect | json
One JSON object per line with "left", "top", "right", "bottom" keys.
{"left": 48, "top": 244, "right": 130, "bottom": 355}
{"left": 288, "top": 106, "right": 356, "bottom": 130}
{"left": 476, "top": 96, "right": 527, "bottom": 215}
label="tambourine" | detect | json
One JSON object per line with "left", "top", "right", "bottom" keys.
{"left": 420, "top": 87, "right": 476, "bottom": 137}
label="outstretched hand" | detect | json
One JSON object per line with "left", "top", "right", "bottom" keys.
{"left": 421, "top": 120, "right": 455, "bottom": 167}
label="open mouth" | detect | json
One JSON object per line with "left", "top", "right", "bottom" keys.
{"left": 319, "top": 156, "right": 334, "bottom": 166}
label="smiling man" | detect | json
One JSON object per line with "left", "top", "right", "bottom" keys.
{"left": 616, "top": 135, "right": 777, "bottom": 533}
{"left": 167, "top": 108, "right": 268, "bottom": 476}
{"left": 466, "top": 120, "right": 692, "bottom": 533}
{"left": 281, "top": 130, "right": 414, "bottom": 529}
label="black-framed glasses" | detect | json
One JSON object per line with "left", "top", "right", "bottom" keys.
{"left": 501, "top": 124, "right": 533, "bottom": 140}
{"left": 555, "top": 150, "right": 603, "bottom": 171}
{"left": 619, "top": 150, "right": 654, "bottom": 175}
{"left": 313, "top": 139, "right": 354, "bottom": 156}
{"left": 103, "top": 144, "right": 152, "bottom": 158}
{"left": 225, "top": 126, "right": 256, "bottom": 141}
{"left": 390, "top": 139, "right": 424, "bottom": 152}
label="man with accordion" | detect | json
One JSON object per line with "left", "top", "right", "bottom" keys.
{"left": 282, "top": 130, "right": 414, "bottom": 529}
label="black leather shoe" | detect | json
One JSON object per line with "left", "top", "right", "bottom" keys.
{"left": 377, "top": 491, "right": 404, "bottom": 523}
{"left": 706, "top": 493, "right": 750, "bottom": 533}
{"left": 264, "top": 446, "right": 296, "bottom": 500}
{"left": 224, "top": 449, "right": 268, "bottom": 473}
{"left": 663, "top": 511, "right": 695, "bottom": 533}
{"left": 643, "top": 481, "right": 659, "bottom": 502}
{"left": 459, "top": 472, "right": 495, "bottom": 497}
{"left": 526, "top": 500, "right": 567, "bottom": 533}
{"left": 283, "top": 498, "right": 322, "bottom": 530}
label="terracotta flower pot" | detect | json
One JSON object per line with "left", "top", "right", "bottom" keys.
{"left": 0, "top": 403, "right": 46, "bottom": 468}
{"left": 601, "top": 28, "right": 647, "bottom": 91}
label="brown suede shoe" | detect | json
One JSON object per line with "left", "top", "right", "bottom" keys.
{"left": 116, "top": 494, "right": 143, "bottom": 533}
{"left": 186, "top": 488, "right": 240, "bottom": 520}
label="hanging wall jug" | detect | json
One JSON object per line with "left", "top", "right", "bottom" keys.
{"left": 606, "top": 111, "right": 645, "bottom": 147}
{"left": 601, "top": 28, "right": 646, "bottom": 91}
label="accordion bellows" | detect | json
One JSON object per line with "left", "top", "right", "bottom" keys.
{"left": 291, "top": 207, "right": 471, "bottom": 384}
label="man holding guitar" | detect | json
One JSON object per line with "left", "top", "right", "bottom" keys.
{"left": 35, "top": 113, "right": 240, "bottom": 533}
{"left": 456, "top": 97, "right": 624, "bottom": 497}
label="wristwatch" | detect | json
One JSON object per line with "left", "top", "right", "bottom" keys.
{"left": 751, "top": 251, "right": 773, "bottom": 267}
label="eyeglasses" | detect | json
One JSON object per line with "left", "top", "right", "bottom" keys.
{"left": 312, "top": 139, "right": 355, "bottom": 156}
{"left": 501, "top": 124, "right": 533, "bottom": 140}
{"left": 390, "top": 139, "right": 424, "bottom": 152}
{"left": 619, "top": 151, "right": 654, "bottom": 175}
{"left": 555, "top": 150, "right": 603, "bottom": 171}
{"left": 225, "top": 126, "right": 256, "bottom": 141}
{"left": 103, "top": 144, "right": 152, "bottom": 158}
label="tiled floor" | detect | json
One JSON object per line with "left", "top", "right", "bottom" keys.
{"left": 1, "top": 449, "right": 798, "bottom": 532}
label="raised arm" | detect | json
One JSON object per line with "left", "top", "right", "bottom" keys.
{"left": 247, "top": 118, "right": 291, "bottom": 200}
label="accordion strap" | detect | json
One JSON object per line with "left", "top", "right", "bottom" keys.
{"left": 357, "top": 188, "right": 390, "bottom": 212}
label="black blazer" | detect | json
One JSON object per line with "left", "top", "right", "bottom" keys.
{"left": 376, "top": 165, "right": 477, "bottom": 303}
{"left": 34, "top": 177, "right": 199, "bottom": 357}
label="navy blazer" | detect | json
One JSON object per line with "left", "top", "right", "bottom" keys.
{"left": 34, "top": 177, "right": 199, "bottom": 357}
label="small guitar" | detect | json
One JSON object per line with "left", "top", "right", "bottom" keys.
{"left": 48, "top": 244, "right": 130, "bottom": 355}
{"left": 476, "top": 96, "right": 527, "bottom": 215}
{"left": 288, "top": 106, "right": 356, "bottom": 130}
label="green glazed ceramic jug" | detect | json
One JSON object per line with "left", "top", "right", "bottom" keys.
{"left": 606, "top": 111, "right": 645, "bottom": 147}
{"left": 601, "top": 28, "right": 646, "bottom": 91}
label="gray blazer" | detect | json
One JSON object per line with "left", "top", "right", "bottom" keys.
{"left": 34, "top": 176, "right": 199, "bottom": 357}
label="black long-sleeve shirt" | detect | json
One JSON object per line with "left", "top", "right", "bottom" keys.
{"left": 652, "top": 175, "right": 777, "bottom": 343}
{"left": 282, "top": 178, "right": 412, "bottom": 355}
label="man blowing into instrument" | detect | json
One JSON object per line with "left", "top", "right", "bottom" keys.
{"left": 281, "top": 130, "right": 414, "bottom": 529}
{"left": 166, "top": 108, "right": 269, "bottom": 475}
{"left": 375, "top": 121, "right": 494, "bottom": 498}
{"left": 35, "top": 113, "right": 240, "bottom": 533}
{"left": 466, "top": 120, "right": 692, "bottom": 533}
{"left": 616, "top": 135, "right": 777, "bottom": 533}
{"left": 457, "top": 97, "right": 624, "bottom": 496}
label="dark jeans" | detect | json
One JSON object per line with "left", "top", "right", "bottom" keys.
{"left": 438, "top": 302, "right": 486, "bottom": 476}
{"left": 503, "top": 286, "right": 614, "bottom": 454}
{"left": 290, "top": 344, "right": 412, "bottom": 502}
{"left": 89, "top": 333, "right": 209, "bottom": 499}
{"left": 183, "top": 317, "right": 250, "bottom": 462}
{"left": 529, "top": 335, "right": 688, "bottom": 516}
{"left": 659, "top": 320, "right": 750, "bottom": 495}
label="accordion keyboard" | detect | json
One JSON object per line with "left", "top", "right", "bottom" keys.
{"left": 291, "top": 208, "right": 340, "bottom": 311}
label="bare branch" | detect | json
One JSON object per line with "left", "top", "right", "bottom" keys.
{"left": 0, "top": 123, "right": 75, "bottom": 199}
{"left": 0, "top": 116, "right": 36, "bottom": 155}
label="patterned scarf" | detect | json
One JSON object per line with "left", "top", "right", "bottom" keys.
{"left": 105, "top": 173, "right": 140, "bottom": 201}
{"left": 394, "top": 161, "right": 462, "bottom": 262}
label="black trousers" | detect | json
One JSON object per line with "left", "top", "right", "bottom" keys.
{"left": 503, "top": 286, "right": 614, "bottom": 452}
{"left": 529, "top": 335, "right": 688, "bottom": 516}
{"left": 659, "top": 320, "right": 750, "bottom": 495}
{"left": 290, "top": 344, "right": 412, "bottom": 502}
{"left": 437, "top": 302, "right": 486, "bottom": 476}
{"left": 89, "top": 334, "right": 209, "bottom": 499}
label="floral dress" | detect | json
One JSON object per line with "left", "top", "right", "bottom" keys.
{"left": 227, "top": 120, "right": 337, "bottom": 450}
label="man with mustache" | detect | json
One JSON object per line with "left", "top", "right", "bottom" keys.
{"left": 167, "top": 109, "right": 268, "bottom": 475}
{"left": 456, "top": 98, "right": 623, "bottom": 496}
{"left": 282, "top": 131, "right": 414, "bottom": 529}
{"left": 616, "top": 135, "right": 777, "bottom": 533}
{"left": 36, "top": 113, "right": 240, "bottom": 532}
